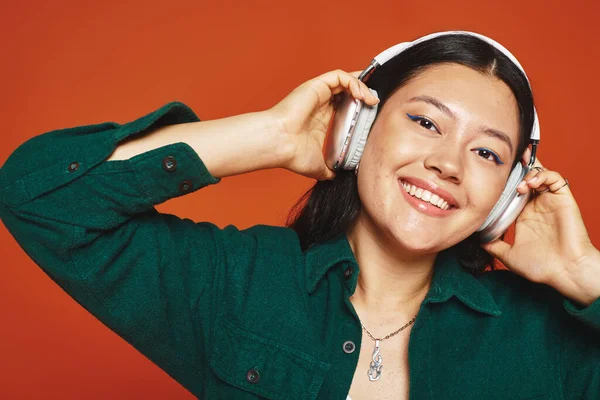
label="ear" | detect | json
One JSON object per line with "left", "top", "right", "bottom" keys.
{"left": 521, "top": 146, "right": 532, "bottom": 165}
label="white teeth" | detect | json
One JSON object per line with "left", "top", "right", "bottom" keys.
{"left": 401, "top": 181, "right": 452, "bottom": 211}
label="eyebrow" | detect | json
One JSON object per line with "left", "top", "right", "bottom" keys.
{"left": 408, "top": 95, "right": 514, "bottom": 155}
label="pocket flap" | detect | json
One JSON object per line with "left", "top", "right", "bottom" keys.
{"left": 209, "top": 321, "right": 331, "bottom": 400}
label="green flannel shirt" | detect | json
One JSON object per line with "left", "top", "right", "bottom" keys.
{"left": 1, "top": 102, "right": 599, "bottom": 400}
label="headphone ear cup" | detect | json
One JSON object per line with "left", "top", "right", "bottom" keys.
{"left": 344, "top": 89, "right": 379, "bottom": 170}
{"left": 478, "top": 163, "right": 531, "bottom": 242}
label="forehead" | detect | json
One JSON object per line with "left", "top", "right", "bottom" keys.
{"left": 384, "top": 63, "right": 520, "bottom": 144}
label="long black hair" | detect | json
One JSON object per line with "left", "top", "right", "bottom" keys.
{"left": 286, "top": 33, "right": 536, "bottom": 275}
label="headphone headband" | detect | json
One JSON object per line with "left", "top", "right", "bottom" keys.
{"left": 362, "top": 30, "right": 540, "bottom": 143}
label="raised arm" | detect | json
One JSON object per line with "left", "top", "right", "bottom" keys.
{"left": 106, "top": 108, "right": 290, "bottom": 177}
{"left": 0, "top": 70, "right": 377, "bottom": 396}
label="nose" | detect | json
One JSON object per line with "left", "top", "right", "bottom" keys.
{"left": 423, "top": 144, "right": 463, "bottom": 184}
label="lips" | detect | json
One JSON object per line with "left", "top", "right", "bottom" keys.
{"left": 399, "top": 177, "right": 458, "bottom": 208}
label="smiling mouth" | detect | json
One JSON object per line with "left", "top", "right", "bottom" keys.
{"left": 400, "top": 180, "right": 455, "bottom": 211}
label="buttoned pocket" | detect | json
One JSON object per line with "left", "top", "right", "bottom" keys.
{"left": 208, "top": 320, "right": 330, "bottom": 400}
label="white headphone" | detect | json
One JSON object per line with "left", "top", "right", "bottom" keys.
{"left": 323, "top": 30, "right": 540, "bottom": 243}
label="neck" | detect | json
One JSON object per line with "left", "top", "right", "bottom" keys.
{"left": 346, "top": 214, "right": 437, "bottom": 319}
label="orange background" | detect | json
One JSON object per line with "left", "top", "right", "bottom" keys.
{"left": 1, "top": 0, "right": 599, "bottom": 398}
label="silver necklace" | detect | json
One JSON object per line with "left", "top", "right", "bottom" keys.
{"left": 361, "top": 316, "right": 417, "bottom": 382}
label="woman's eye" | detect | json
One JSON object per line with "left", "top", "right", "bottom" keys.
{"left": 406, "top": 114, "right": 439, "bottom": 133}
{"left": 474, "top": 148, "right": 504, "bottom": 165}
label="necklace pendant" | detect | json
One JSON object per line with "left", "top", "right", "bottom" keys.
{"left": 367, "top": 339, "right": 383, "bottom": 381}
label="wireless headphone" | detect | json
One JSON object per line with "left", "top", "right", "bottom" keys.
{"left": 324, "top": 30, "right": 540, "bottom": 243}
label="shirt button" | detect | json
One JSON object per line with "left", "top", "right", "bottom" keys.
{"left": 246, "top": 368, "right": 260, "bottom": 384}
{"left": 67, "top": 161, "right": 80, "bottom": 172}
{"left": 343, "top": 340, "right": 356, "bottom": 354}
{"left": 162, "top": 156, "right": 177, "bottom": 172}
{"left": 344, "top": 267, "right": 353, "bottom": 280}
{"left": 179, "top": 180, "right": 193, "bottom": 193}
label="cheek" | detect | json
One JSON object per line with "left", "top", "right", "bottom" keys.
{"left": 362, "top": 120, "right": 418, "bottom": 170}
{"left": 356, "top": 143, "right": 395, "bottom": 216}
{"left": 356, "top": 149, "right": 386, "bottom": 209}
{"left": 466, "top": 170, "right": 510, "bottom": 217}
{"left": 357, "top": 122, "right": 428, "bottom": 212}
{"left": 359, "top": 128, "right": 389, "bottom": 183}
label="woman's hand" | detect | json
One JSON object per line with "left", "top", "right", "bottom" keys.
{"left": 268, "top": 69, "right": 379, "bottom": 181}
{"left": 481, "top": 149, "right": 600, "bottom": 306}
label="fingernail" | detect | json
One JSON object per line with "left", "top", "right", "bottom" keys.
{"left": 517, "top": 181, "right": 526, "bottom": 189}
{"left": 527, "top": 176, "right": 538, "bottom": 184}
{"left": 371, "top": 91, "right": 380, "bottom": 103}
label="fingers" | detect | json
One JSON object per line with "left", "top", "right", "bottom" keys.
{"left": 516, "top": 148, "right": 570, "bottom": 196}
{"left": 319, "top": 166, "right": 337, "bottom": 181}
{"left": 518, "top": 146, "right": 547, "bottom": 194}
{"left": 521, "top": 147, "right": 544, "bottom": 171}
{"left": 311, "top": 161, "right": 336, "bottom": 181}
{"left": 315, "top": 69, "right": 380, "bottom": 106}
{"left": 517, "top": 168, "right": 570, "bottom": 195}
{"left": 480, "top": 238, "right": 511, "bottom": 262}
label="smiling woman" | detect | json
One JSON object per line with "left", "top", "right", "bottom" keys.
{"left": 289, "top": 34, "right": 535, "bottom": 277}
{"left": 1, "top": 31, "right": 599, "bottom": 400}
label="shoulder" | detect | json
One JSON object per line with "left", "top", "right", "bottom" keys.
{"left": 477, "top": 268, "right": 566, "bottom": 324}
{"left": 161, "top": 217, "right": 305, "bottom": 278}
{"left": 479, "top": 268, "right": 559, "bottom": 304}
{"left": 476, "top": 268, "right": 599, "bottom": 336}
{"left": 479, "top": 268, "right": 562, "bottom": 304}
{"left": 224, "top": 223, "right": 303, "bottom": 258}
{"left": 168, "top": 217, "right": 302, "bottom": 254}
{"left": 191, "top": 222, "right": 305, "bottom": 276}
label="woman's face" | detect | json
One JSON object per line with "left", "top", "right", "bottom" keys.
{"left": 356, "top": 62, "right": 521, "bottom": 253}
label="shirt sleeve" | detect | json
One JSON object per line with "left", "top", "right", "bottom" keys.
{"left": 559, "top": 296, "right": 600, "bottom": 398}
{"left": 0, "top": 102, "right": 244, "bottom": 393}
{"left": 563, "top": 297, "right": 600, "bottom": 331}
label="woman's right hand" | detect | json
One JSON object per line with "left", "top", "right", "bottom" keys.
{"left": 269, "top": 69, "right": 380, "bottom": 181}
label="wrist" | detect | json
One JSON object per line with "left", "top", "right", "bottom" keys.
{"left": 184, "top": 110, "right": 295, "bottom": 179}
{"left": 549, "top": 248, "right": 600, "bottom": 307}
{"left": 261, "top": 109, "right": 296, "bottom": 170}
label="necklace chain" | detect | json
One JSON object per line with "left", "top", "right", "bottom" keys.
{"left": 361, "top": 315, "right": 417, "bottom": 341}
{"left": 360, "top": 315, "right": 418, "bottom": 382}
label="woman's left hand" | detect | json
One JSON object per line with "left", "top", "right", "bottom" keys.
{"left": 481, "top": 148, "right": 600, "bottom": 307}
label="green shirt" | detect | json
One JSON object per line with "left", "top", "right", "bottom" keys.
{"left": 1, "top": 102, "right": 599, "bottom": 400}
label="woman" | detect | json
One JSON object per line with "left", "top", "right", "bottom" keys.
{"left": 0, "top": 31, "right": 598, "bottom": 399}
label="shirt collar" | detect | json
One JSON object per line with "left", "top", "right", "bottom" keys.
{"left": 304, "top": 231, "right": 502, "bottom": 317}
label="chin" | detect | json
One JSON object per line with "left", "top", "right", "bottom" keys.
{"left": 395, "top": 232, "right": 449, "bottom": 254}
{"left": 381, "top": 223, "right": 447, "bottom": 254}
{"left": 385, "top": 213, "right": 474, "bottom": 255}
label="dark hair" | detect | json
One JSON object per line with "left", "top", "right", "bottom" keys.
{"left": 286, "top": 34, "right": 536, "bottom": 275}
